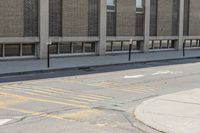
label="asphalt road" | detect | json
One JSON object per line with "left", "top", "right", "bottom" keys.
{"left": 0, "top": 58, "right": 200, "bottom": 133}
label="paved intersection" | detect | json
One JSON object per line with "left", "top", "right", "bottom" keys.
{"left": 0, "top": 59, "right": 200, "bottom": 133}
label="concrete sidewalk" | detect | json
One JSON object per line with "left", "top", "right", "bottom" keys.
{"left": 135, "top": 88, "right": 200, "bottom": 133}
{"left": 0, "top": 49, "right": 200, "bottom": 76}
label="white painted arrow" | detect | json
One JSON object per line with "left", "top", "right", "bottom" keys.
{"left": 0, "top": 119, "right": 12, "bottom": 126}
{"left": 124, "top": 75, "right": 144, "bottom": 79}
{"left": 152, "top": 71, "right": 182, "bottom": 76}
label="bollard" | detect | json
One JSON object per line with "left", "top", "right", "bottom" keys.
{"left": 129, "top": 39, "right": 133, "bottom": 61}
{"left": 47, "top": 44, "right": 50, "bottom": 68}
{"left": 183, "top": 41, "right": 185, "bottom": 57}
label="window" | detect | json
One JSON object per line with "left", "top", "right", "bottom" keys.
{"left": 0, "top": 44, "right": 2, "bottom": 57}
{"left": 84, "top": 42, "right": 95, "bottom": 53}
{"left": 161, "top": 40, "right": 168, "bottom": 49}
{"left": 153, "top": 40, "right": 161, "bottom": 49}
{"left": 73, "top": 42, "right": 83, "bottom": 53}
{"left": 136, "top": 0, "right": 144, "bottom": 13}
{"left": 149, "top": 40, "right": 175, "bottom": 49}
{"left": 22, "top": 44, "right": 35, "bottom": 56}
{"left": 49, "top": 43, "right": 58, "bottom": 54}
{"left": 106, "top": 41, "right": 140, "bottom": 52}
{"left": 60, "top": 42, "right": 72, "bottom": 54}
{"left": 122, "top": 41, "right": 130, "bottom": 51}
{"left": 107, "top": 0, "right": 116, "bottom": 11}
{"left": 106, "top": 42, "right": 112, "bottom": 52}
{"left": 136, "top": 0, "right": 144, "bottom": 8}
{"left": 185, "top": 40, "right": 200, "bottom": 48}
{"left": 112, "top": 42, "right": 122, "bottom": 51}
{"left": 107, "top": 0, "right": 115, "bottom": 6}
{"left": 191, "top": 40, "right": 198, "bottom": 47}
{"left": 5, "top": 44, "right": 20, "bottom": 57}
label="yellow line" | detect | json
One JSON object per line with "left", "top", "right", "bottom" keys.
{"left": 23, "top": 86, "right": 101, "bottom": 102}
{"left": 1, "top": 107, "right": 65, "bottom": 120}
{"left": 22, "top": 83, "right": 112, "bottom": 100}
{"left": 49, "top": 88, "right": 112, "bottom": 99}
{"left": 45, "top": 89, "right": 99, "bottom": 101}
{"left": 27, "top": 90, "right": 90, "bottom": 105}
{"left": 24, "top": 91, "right": 95, "bottom": 103}
{"left": 0, "top": 92, "right": 91, "bottom": 109}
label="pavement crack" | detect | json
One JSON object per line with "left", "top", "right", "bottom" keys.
{"left": 131, "top": 95, "right": 158, "bottom": 102}
{"left": 160, "top": 98, "right": 200, "bottom": 106}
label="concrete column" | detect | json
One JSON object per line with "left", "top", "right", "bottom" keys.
{"left": 38, "top": 0, "right": 49, "bottom": 58}
{"left": 177, "top": 0, "right": 184, "bottom": 50}
{"left": 142, "top": 0, "right": 150, "bottom": 52}
{"left": 97, "top": 0, "right": 107, "bottom": 55}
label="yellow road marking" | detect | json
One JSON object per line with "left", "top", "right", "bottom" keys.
{"left": 58, "top": 109, "right": 102, "bottom": 121}
{"left": 1, "top": 107, "right": 65, "bottom": 120}
{"left": 0, "top": 92, "right": 91, "bottom": 109}
{"left": 20, "top": 83, "right": 112, "bottom": 100}
{"left": 16, "top": 84, "right": 105, "bottom": 101}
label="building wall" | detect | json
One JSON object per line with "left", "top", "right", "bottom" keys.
{"left": 62, "top": 0, "right": 89, "bottom": 36}
{"left": 107, "top": 12, "right": 116, "bottom": 36}
{"left": 183, "top": 0, "right": 189, "bottom": 36}
{"left": 1, "top": 0, "right": 200, "bottom": 59}
{"left": 189, "top": 0, "right": 200, "bottom": 36}
{"left": 0, "top": 0, "right": 24, "bottom": 37}
{"left": 49, "top": 0, "right": 62, "bottom": 36}
{"left": 116, "top": 0, "right": 136, "bottom": 36}
{"left": 150, "top": 0, "right": 157, "bottom": 36}
{"left": 88, "top": 0, "right": 99, "bottom": 36}
{"left": 62, "top": 0, "right": 98, "bottom": 37}
{"left": 157, "top": 0, "right": 173, "bottom": 36}
{"left": 172, "top": 0, "right": 179, "bottom": 36}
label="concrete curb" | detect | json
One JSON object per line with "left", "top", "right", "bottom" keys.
{"left": 134, "top": 98, "right": 171, "bottom": 133}
{"left": 0, "top": 56, "right": 199, "bottom": 77}
{"left": 134, "top": 88, "right": 200, "bottom": 133}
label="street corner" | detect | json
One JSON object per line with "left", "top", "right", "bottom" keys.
{"left": 134, "top": 88, "right": 200, "bottom": 133}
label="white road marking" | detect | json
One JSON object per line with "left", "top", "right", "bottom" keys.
{"left": 152, "top": 71, "right": 182, "bottom": 76}
{"left": 124, "top": 75, "right": 144, "bottom": 79}
{"left": 0, "top": 119, "right": 12, "bottom": 126}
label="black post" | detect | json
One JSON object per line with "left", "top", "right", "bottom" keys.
{"left": 183, "top": 41, "right": 185, "bottom": 57}
{"left": 47, "top": 44, "right": 50, "bottom": 68}
{"left": 128, "top": 43, "right": 132, "bottom": 61}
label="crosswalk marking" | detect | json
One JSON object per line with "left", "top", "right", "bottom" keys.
{"left": 0, "top": 92, "right": 91, "bottom": 109}
{"left": 0, "top": 83, "right": 112, "bottom": 106}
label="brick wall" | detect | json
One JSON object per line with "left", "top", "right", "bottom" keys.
{"left": 24, "top": 0, "right": 38, "bottom": 37}
{"left": 49, "top": 0, "right": 62, "bottom": 36}
{"left": 183, "top": 0, "right": 189, "bottom": 36}
{"left": 150, "top": 0, "right": 157, "bottom": 36}
{"left": 157, "top": 0, "right": 173, "bottom": 36}
{"left": 107, "top": 12, "right": 116, "bottom": 36}
{"left": 189, "top": 0, "right": 200, "bottom": 36}
{"left": 62, "top": 0, "right": 88, "bottom": 36}
{"left": 88, "top": 0, "right": 98, "bottom": 36}
{"left": 0, "top": 0, "right": 24, "bottom": 37}
{"left": 116, "top": 0, "right": 136, "bottom": 36}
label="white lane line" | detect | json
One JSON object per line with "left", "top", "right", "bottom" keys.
{"left": 152, "top": 71, "right": 182, "bottom": 76}
{"left": 124, "top": 75, "right": 145, "bottom": 79}
{"left": 0, "top": 119, "right": 12, "bottom": 126}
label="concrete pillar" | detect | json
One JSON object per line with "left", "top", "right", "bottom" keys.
{"left": 142, "top": 0, "right": 150, "bottom": 52}
{"left": 97, "top": 0, "right": 107, "bottom": 55}
{"left": 38, "top": 0, "right": 49, "bottom": 58}
{"left": 177, "top": 0, "right": 184, "bottom": 50}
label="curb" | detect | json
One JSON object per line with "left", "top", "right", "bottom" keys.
{"left": 0, "top": 56, "right": 199, "bottom": 78}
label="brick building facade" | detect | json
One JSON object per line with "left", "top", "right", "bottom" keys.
{"left": 0, "top": 0, "right": 199, "bottom": 59}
